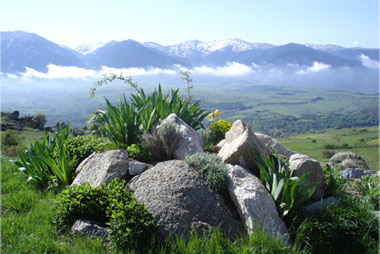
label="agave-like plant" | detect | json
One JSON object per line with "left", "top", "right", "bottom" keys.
{"left": 254, "top": 149, "right": 319, "bottom": 217}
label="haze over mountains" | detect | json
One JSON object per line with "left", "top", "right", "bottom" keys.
{"left": 1, "top": 30, "right": 379, "bottom": 92}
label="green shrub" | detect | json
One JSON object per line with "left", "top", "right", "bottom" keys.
{"left": 184, "top": 153, "right": 228, "bottom": 193}
{"left": 254, "top": 150, "right": 318, "bottom": 217}
{"left": 34, "top": 112, "right": 47, "bottom": 126}
{"left": 209, "top": 120, "right": 232, "bottom": 143}
{"left": 127, "top": 143, "right": 153, "bottom": 162}
{"left": 61, "top": 135, "right": 104, "bottom": 167}
{"left": 293, "top": 196, "right": 379, "bottom": 254}
{"left": 2, "top": 130, "right": 20, "bottom": 148}
{"left": 12, "top": 123, "right": 76, "bottom": 189}
{"left": 355, "top": 174, "right": 380, "bottom": 210}
{"left": 54, "top": 179, "right": 156, "bottom": 251}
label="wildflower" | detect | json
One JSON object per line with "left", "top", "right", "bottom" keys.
{"left": 208, "top": 113, "right": 214, "bottom": 121}
{"left": 215, "top": 109, "right": 220, "bottom": 116}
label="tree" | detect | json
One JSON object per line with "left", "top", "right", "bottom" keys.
{"left": 179, "top": 69, "right": 193, "bottom": 103}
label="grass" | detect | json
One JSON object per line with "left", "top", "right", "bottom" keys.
{"left": 276, "top": 126, "right": 379, "bottom": 170}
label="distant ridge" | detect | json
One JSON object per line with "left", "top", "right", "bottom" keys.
{"left": 1, "top": 30, "right": 379, "bottom": 73}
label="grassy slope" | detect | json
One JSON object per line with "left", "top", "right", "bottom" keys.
{"left": 276, "top": 126, "right": 379, "bottom": 170}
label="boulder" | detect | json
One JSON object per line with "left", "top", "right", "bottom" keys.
{"left": 340, "top": 168, "right": 365, "bottom": 179}
{"left": 8, "top": 111, "right": 19, "bottom": 121}
{"left": 158, "top": 113, "right": 203, "bottom": 160}
{"left": 71, "top": 219, "right": 109, "bottom": 240}
{"left": 127, "top": 160, "right": 243, "bottom": 240}
{"left": 364, "top": 170, "right": 377, "bottom": 176}
{"left": 329, "top": 151, "right": 369, "bottom": 170}
{"left": 226, "top": 164, "right": 288, "bottom": 240}
{"left": 254, "top": 132, "right": 296, "bottom": 158}
{"left": 301, "top": 197, "right": 337, "bottom": 216}
{"left": 218, "top": 120, "right": 268, "bottom": 176}
{"left": 129, "top": 161, "right": 148, "bottom": 176}
{"left": 289, "top": 154, "right": 325, "bottom": 201}
{"left": 72, "top": 150, "right": 128, "bottom": 187}
{"left": 216, "top": 139, "right": 225, "bottom": 148}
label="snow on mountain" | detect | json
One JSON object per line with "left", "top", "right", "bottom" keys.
{"left": 75, "top": 42, "right": 106, "bottom": 55}
{"left": 304, "top": 43, "right": 345, "bottom": 53}
{"left": 144, "top": 39, "right": 276, "bottom": 58}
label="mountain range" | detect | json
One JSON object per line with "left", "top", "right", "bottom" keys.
{"left": 1, "top": 30, "right": 379, "bottom": 74}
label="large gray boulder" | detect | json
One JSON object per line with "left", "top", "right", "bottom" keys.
{"left": 8, "top": 111, "right": 20, "bottom": 121}
{"left": 289, "top": 154, "right": 325, "bottom": 201}
{"left": 340, "top": 168, "right": 366, "bottom": 179}
{"left": 127, "top": 160, "right": 243, "bottom": 240}
{"left": 72, "top": 150, "right": 128, "bottom": 187}
{"left": 218, "top": 120, "right": 268, "bottom": 176}
{"left": 226, "top": 164, "right": 288, "bottom": 240}
{"left": 329, "top": 151, "right": 369, "bottom": 170}
{"left": 158, "top": 113, "right": 203, "bottom": 160}
{"left": 254, "top": 132, "right": 296, "bottom": 158}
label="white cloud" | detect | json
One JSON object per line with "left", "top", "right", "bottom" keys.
{"left": 193, "top": 62, "right": 252, "bottom": 76}
{"left": 22, "top": 64, "right": 98, "bottom": 79}
{"left": 353, "top": 41, "right": 359, "bottom": 47}
{"left": 98, "top": 66, "right": 177, "bottom": 76}
{"left": 296, "top": 61, "right": 331, "bottom": 74}
{"left": 360, "top": 54, "right": 380, "bottom": 69}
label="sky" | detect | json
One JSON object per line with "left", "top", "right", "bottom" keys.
{"left": 1, "top": 0, "right": 379, "bottom": 49}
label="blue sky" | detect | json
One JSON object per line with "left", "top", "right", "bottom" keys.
{"left": 1, "top": 0, "right": 379, "bottom": 48}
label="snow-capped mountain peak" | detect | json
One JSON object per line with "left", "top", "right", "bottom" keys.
{"left": 75, "top": 42, "right": 106, "bottom": 55}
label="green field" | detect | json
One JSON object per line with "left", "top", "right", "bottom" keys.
{"left": 276, "top": 126, "right": 379, "bottom": 170}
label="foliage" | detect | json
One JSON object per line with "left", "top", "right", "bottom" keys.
{"left": 11, "top": 123, "right": 76, "bottom": 189}
{"left": 34, "top": 112, "right": 47, "bottom": 126}
{"left": 209, "top": 119, "right": 232, "bottom": 143}
{"left": 322, "top": 166, "right": 347, "bottom": 198}
{"left": 142, "top": 121, "right": 180, "bottom": 161}
{"left": 1, "top": 130, "right": 23, "bottom": 156}
{"left": 355, "top": 174, "right": 380, "bottom": 210}
{"left": 254, "top": 150, "right": 319, "bottom": 217}
{"left": 184, "top": 153, "right": 229, "bottom": 193}
{"left": 127, "top": 143, "right": 153, "bottom": 162}
{"left": 86, "top": 109, "right": 104, "bottom": 136}
{"left": 292, "top": 196, "right": 379, "bottom": 254}
{"left": 97, "top": 96, "right": 140, "bottom": 148}
{"left": 54, "top": 179, "right": 156, "bottom": 251}
{"left": 60, "top": 135, "right": 104, "bottom": 167}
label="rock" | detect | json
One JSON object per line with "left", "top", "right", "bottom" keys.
{"left": 127, "top": 160, "right": 243, "bottom": 241}
{"left": 289, "top": 154, "right": 325, "bottom": 201}
{"left": 340, "top": 168, "right": 365, "bottom": 179}
{"left": 301, "top": 197, "right": 337, "bottom": 216}
{"left": 364, "top": 170, "right": 377, "bottom": 176}
{"left": 218, "top": 120, "right": 268, "bottom": 176}
{"left": 329, "top": 151, "right": 369, "bottom": 170}
{"left": 226, "top": 164, "right": 288, "bottom": 240}
{"left": 71, "top": 219, "right": 109, "bottom": 240}
{"left": 55, "top": 121, "right": 66, "bottom": 129}
{"left": 72, "top": 150, "right": 128, "bottom": 187}
{"left": 32, "top": 117, "right": 45, "bottom": 130}
{"left": 254, "top": 132, "right": 296, "bottom": 158}
{"left": 129, "top": 161, "right": 148, "bottom": 175}
{"left": 158, "top": 113, "right": 203, "bottom": 160}
{"left": 8, "top": 111, "right": 19, "bottom": 121}
{"left": 216, "top": 139, "right": 225, "bottom": 148}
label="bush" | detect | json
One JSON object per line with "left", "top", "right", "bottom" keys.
{"left": 209, "top": 120, "right": 232, "bottom": 141}
{"left": 1, "top": 130, "right": 23, "bottom": 156}
{"left": 127, "top": 143, "right": 153, "bottom": 162}
{"left": 355, "top": 174, "right": 380, "bottom": 210}
{"left": 54, "top": 179, "right": 156, "bottom": 251}
{"left": 60, "top": 135, "right": 104, "bottom": 167}
{"left": 293, "top": 196, "right": 379, "bottom": 253}
{"left": 34, "top": 112, "right": 47, "bottom": 126}
{"left": 322, "top": 150, "right": 335, "bottom": 158}
{"left": 184, "top": 153, "right": 229, "bottom": 193}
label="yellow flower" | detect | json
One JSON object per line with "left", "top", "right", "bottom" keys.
{"left": 215, "top": 109, "right": 221, "bottom": 116}
{"left": 208, "top": 113, "right": 214, "bottom": 120}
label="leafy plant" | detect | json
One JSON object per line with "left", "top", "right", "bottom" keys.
{"left": 97, "top": 96, "right": 140, "bottom": 148}
{"left": 127, "top": 143, "right": 153, "bottom": 162}
{"left": 12, "top": 123, "right": 76, "bottom": 189}
{"left": 184, "top": 153, "right": 229, "bottom": 193}
{"left": 292, "top": 196, "right": 379, "bottom": 254}
{"left": 54, "top": 179, "right": 156, "bottom": 251}
{"left": 60, "top": 135, "right": 104, "bottom": 167}
{"left": 355, "top": 174, "right": 380, "bottom": 210}
{"left": 254, "top": 150, "right": 319, "bottom": 217}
